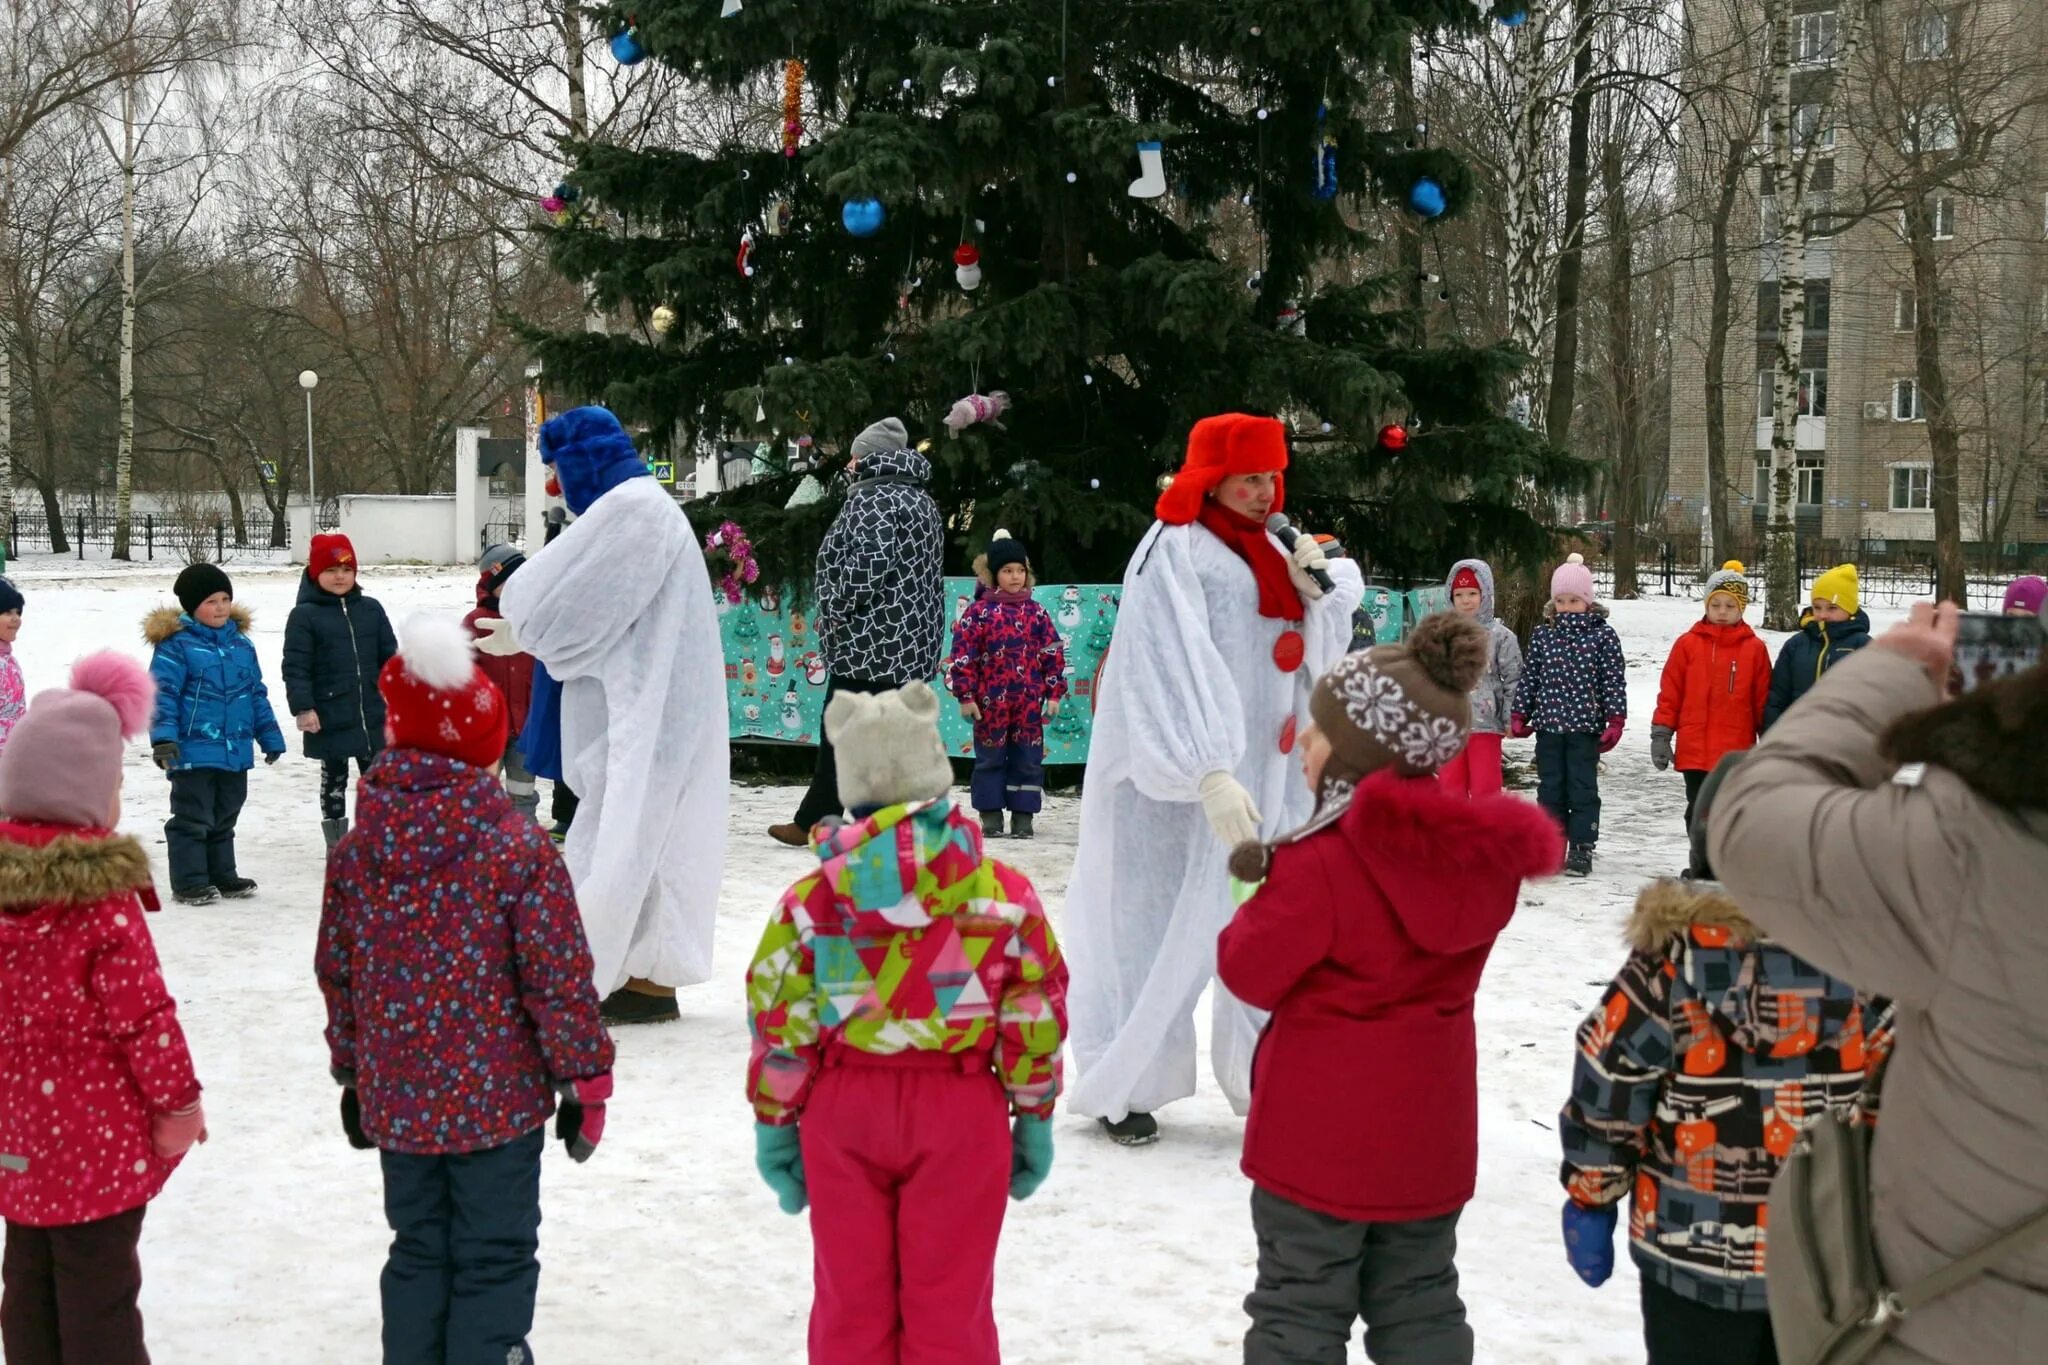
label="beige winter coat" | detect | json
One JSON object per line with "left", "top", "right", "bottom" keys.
{"left": 1708, "top": 647, "right": 2048, "bottom": 1362}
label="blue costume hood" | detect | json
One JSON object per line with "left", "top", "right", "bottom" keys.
{"left": 538, "top": 406, "right": 650, "bottom": 516}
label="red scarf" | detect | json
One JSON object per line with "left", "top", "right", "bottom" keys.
{"left": 1198, "top": 502, "right": 1300, "bottom": 621}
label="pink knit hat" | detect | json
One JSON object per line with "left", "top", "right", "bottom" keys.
{"left": 2003, "top": 575, "right": 2046, "bottom": 616}
{"left": 0, "top": 652, "right": 154, "bottom": 829}
{"left": 1550, "top": 552, "right": 1595, "bottom": 602}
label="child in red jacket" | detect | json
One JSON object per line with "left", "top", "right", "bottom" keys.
{"left": 1219, "top": 615, "right": 1562, "bottom": 1365}
{"left": 0, "top": 653, "right": 204, "bottom": 1365}
{"left": 1649, "top": 561, "right": 1771, "bottom": 829}
{"left": 462, "top": 544, "right": 538, "bottom": 819}
{"left": 317, "top": 614, "right": 613, "bottom": 1365}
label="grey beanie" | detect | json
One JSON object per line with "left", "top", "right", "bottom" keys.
{"left": 850, "top": 417, "right": 910, "bottom": 460}
{"left": 825, "top": 681, "right": 954, "bottom": 811}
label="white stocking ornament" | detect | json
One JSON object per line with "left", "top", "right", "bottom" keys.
{"left": 1128, "top": 140, "right": 1166, "bottom": 199}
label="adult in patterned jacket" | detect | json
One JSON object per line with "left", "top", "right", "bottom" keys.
{"left": 318, "top": 614, "right": 614, "bottom": 1365}
{"left": 947, "top": 528, "right": 1067, "bottom": 841}
{"left": 768, "top": 416, "right": 945, "bottom": 847}
{"left": 746, "top": 681, "right": 1067, "bottom": 1364}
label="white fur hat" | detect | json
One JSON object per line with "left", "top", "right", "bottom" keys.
{"left": 826, "top": 681, "right": 955, "bottom": 811}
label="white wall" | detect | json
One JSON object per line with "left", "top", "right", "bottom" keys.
{"left": 335, "top": 495, "right": 459, "bottom": 565}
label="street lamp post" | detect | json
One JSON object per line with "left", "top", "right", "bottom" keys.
{"left": 298, "top": 370, "right": 319, "bottom": 533}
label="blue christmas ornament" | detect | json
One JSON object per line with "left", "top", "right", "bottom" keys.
{"left": 1502, "top": 9, "right": 1528, "bottom": 25}
{"left": 610, "top": 29, "right": 647, "bottom": 65}
{"left": 1407, "top": 176, "right": 1447, "bottom": 219}
{"left": 841, "top": 197, "right": 886, "bottom": 237}
{"left": 1313, "top": 104, "right": 1339, "bottom": 202}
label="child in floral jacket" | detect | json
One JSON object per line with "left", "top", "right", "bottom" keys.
{"left": 746, "top": 681, "right": 1068, "bottom": 1365}
{"left": 947, "top": 529, "right": 1067, "bottom": 840}
{"left": 0, "top": 577, "right": 25, "bottom": 759}
{"left": 317, "top": 615, "right": 613, "bottom": 1365}
{"left": 0, "top": 653, "right": 204, "bottom": 1365}
{"left": 1513, "top": 554, "right": 1628, "bottom": 877}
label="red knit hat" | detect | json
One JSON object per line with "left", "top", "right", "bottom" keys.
{"left": 307, "top": 533, "right": 357, "bottom": 580}
{"left": 378, "top": 615, "right": 509, "bottom": 770}
{"left": 1155, "top": 413, "right": 1289, "bottom": 525}
{"left": 1451, "top": 565, "right": 1482, "bottom": 595}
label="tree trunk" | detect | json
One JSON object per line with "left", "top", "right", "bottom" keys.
{"left": 1503, "top": 10, "right": 1555, "bottom": 418}
{"left": 33, "top": 473, "right": 64, "bottom": 555}
{"left": 1905, "top": 208, "right": 1967, "bottom": 605}
{"left": 112, "top": 71, "right": 137, "bottom": 561}
{"left": 1394, "top": 48, "right": 1427, "bottom": 347}
{"left": 1606, "top": 139, "right": 1642, "bottom": 599}
{"left": 1700, "top": 138, "right": 1745, "bottom": 567}
{"left": 0, "top": 153, "right": 12, "bottom": 538}
{"left": 1763, "top": 1, "right": 1807, "bottom": 630}
{"left": 1545, "top": 5, "right": 1600, "bottom": 458}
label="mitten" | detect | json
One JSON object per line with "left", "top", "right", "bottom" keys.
{"left": 1197, "top": 771, "right": 1262, "bottom": 849}
{"left": 1509, "top": 712, "right": 1534, "bottom": 739}
{"left": 1650, "top": 725, "right": 1674, "bottom": 772}
{"left": 555, "top": 1074, "right": 613, "bottom": 1163}
{"left": 1561, "top": 1200, "right": 1617, "bottom": 1288}
{"left": 339, "top": 1088, "right": 374, "bottom": 1150}
{"left": 958, "top": 700, "right": 982, "bottom": 722}
{"left": 152, "top": 741, "right": 179, "bottom": 771}
{"left": 754, "top": 1122, "right": 807, "bottom": 1214}
{"left": 263, "top": 750, "right": 282, "bottom": 765}
{"left": 1598, "top": 714, "right": 1627, "bottom": 754}
{"left": 1009, "top": 1114, "right": 1054, "bottom": 1201}
{"left": 474, "top": 615, "right": 523, "bottom": 657}
{"left": 151, "top": 1102, "right": 206, "bottom": 1159}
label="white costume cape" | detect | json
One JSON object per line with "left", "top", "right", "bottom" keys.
{"left": 498, "top": 477, "right": 729, "bottom": 993}
{"left": 1065, "top": 522, "right": 1363, "bottom": 1120}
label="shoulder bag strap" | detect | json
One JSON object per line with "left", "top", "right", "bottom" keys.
{"left": 1896, "top": 1204, "right": 2048, "bottom": 1316}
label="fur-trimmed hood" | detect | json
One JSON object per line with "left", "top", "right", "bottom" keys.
{"left": 0, "top": 826, "right": 153, "bottom": 910}
{"left": 143, "top": 602, "right": 254, "bottom": 644}
{"left": 1541, "top": 599, "right": 1611, "bottom": 625}
{"left": 1625, "top": 877, "right": 1759, "bottom": 955}
{"left": 1881, "top": 662, "right": 2048, "bottom": 809}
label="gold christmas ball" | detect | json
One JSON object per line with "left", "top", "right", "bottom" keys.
{"left": 1156, "top": 473, "right": 1175, "bottom": 492}
{"left": 650, "top": 305, "right": 676, "bottom": 335}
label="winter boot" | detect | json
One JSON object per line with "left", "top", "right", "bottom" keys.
{"left": 1098, "top": 1112, "right": 1159, "bottom": 1147}
{"left": 322, "top": 818, "right": 349, "bottom": 852}
{"left": 215, "top": 878, "right": 258, "bottom": 899}
{"left": 172, "top": 885, "right": 220, "bottom": 907}
{"left": 980, "top": 810, "right": 1006, "bottom": 840}
{"left": 1009, "top": 812, "right": 1035, "bottom": 840}
{"left": 601, "top": 986, "right": 680, "bottom": 1026}
{"left": 766, "top": 822, "right": 807, "bottom": 848}
{"left": 1565, "top": 843, "right": 1594, "bottom": 878}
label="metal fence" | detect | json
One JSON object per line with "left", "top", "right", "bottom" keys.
{"left": 6, "top": 509, "right": 291, "bottom": 561}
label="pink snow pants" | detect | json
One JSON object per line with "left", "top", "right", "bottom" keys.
{"left": 1439, "top": 732, "right": 1503, "bottom": 798}
{"left": 802, "top": 1049, "right": 1011, "bottom": 1365}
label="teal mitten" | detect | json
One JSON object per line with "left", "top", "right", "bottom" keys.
{"left": 1009, "top": 1114, "right": 1054, "bottom": 1201}
{"left": 754, "top": 1122, "right": 807, "bottom": 1214}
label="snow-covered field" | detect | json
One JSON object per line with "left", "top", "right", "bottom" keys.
{"left": 2, "top": 555, "right": 1911, "bottom": 1363}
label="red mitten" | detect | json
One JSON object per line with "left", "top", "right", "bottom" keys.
{"left": 1598, "top": 715, "right": 1626, "bottom": 754}
{"left": 556, "top": 1074, "right": 613, "bottom": 1163}
{"left": 1509, "top": 712, "right": 1534, "bottom": 739}
{"left": 152, "top": 1102, "right": 207, "bottom": 1159}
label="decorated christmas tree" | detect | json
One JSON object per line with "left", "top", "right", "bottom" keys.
{"left": 534, "top": 0, "right": 1580, "bottom": 586}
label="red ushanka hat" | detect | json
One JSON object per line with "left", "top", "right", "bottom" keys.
{"left": 1154, "top": 413, "right": 1289, "bottom": 525}
{"left": 378, "top": 615, "right": 509, "bottom": 771}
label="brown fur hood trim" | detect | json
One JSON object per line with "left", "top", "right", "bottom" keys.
{"left": 1541, "top": 599, "right": 1611, "bottom": 624}
{"left": 1625, "top": 877, "right": 1758, "bottom": 954}
{"left": 143, "top": 602, "right": 254, "bottom": 644}
{"left": 970, "top": 552, "right": 1037, "bottom": 591}
{"left": 1881, "top": 664, "right": 2048, "bottom": 809}
{"left": 0, "top": 833, "right": 153, "bottom": 909}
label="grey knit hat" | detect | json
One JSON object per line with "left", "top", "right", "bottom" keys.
{"left": 850, "top": 417, "right": 910, "bottom": 460}
{"left": 826, "top": 681, "right": 955, "bottom": 811}
{"left": 1703, "top": 559, "right": 1752, "bottom": 610}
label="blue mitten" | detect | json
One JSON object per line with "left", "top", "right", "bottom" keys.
{"left": 1562, "top": 1200, "right": 1618, "bottom": 1288}
{"left": 1009, "top": 1115, "right": 1054, "bottom": 1201}
{"left": 754, "top": 1122, "right": 807, "bottom": 1214}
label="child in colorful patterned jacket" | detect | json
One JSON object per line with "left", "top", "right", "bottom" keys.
{"left": 316, "top": 614, "right": 613, "bottom": 1365}
{"left": 0, "top": 577, "right": 24, "bottom": 759}
{"left": 746, "top": 680, "right": 1068, "bottom": 1365}
{"left": 1512, "top": 554, "right": 1628, "bottom": 877}
{"left": 946, "top": 529, "right": 1068, "bottom": 840}
{"left": 1558, "top": 756, "right": 1891, "bottom": 1365}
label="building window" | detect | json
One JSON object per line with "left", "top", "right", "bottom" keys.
{"left": 1761, "top": 194, "right": 1781, "bottom": 241}
{"left": 1754, "top": 452, "right": 1826, "bottom": 507}
{"left": 1898, "top": 197, "right": 1958, "bottom": 240}
{"left": 1757, "top": 369, "right": 1827, "bottom": 418}
{"left": 1795, "top": 11, "right": 1841, "bottom": 65}
{"left": 1908, "top": 106, "right": 1959, "bottom": 154}
{"left": 1894, "top": 288, "right": 1950, "bottom": 330}
{"left": 1908, "top": 12, "right": 1950, "bottom": 62}
{"left": 1891, "top": 464, "right": 1933, "bottom": 511}
{"left": 1792, "top": 103, "right": 1835, "bottom": 154}
{"left": 2039, "top": 376, "right": 2048, "bottom": 424}
{"left": 1893, "top": 377, "right": 1925, "bottom": 421}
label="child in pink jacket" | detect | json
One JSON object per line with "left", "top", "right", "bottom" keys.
{"left": 0, "top": 577, "right": 26, "bottom": 758}
{"left": 0, "top": 653, "right": 204, "bottom": 1365}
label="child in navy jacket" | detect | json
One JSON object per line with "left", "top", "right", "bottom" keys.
{"left": 1512, "top": 554, "right": 1627, "bottom": 877}
{"left": 317, "top": 614, "right": 613, "bottom": 1365}
{"left": 947, "top": 530, "right": 1067, "bottom": 840}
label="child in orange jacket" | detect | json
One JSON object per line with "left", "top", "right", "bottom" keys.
{"left": 1650, "top": 562, "right": 1771, "bottom": 828}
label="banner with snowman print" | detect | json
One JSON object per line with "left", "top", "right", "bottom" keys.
{"left": 721, "top": 578, "right": 1120, "bottom": 764}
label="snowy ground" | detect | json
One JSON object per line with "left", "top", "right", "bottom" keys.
{"left": 3, "top": 554, "right": 1911, "bottom": 1363}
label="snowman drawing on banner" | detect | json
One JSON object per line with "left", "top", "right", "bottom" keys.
{"left": 780, "top": 686, "right": 803, "bottom": 735}
{"left": 1057, "top": 584, "right": 1083, "bottom": 633}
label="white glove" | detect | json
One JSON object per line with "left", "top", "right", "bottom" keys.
{"left": 1288, "top": 533, "right": 1329, "bottom": 602}
{"left": 474, "top": 615, "right": 523, "bottom": 657}
{"left": 1198, "top": 771, "right": 1262, "bottom": 849}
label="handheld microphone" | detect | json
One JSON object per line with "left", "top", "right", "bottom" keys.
{"left": 1266, "top": 513, "right": 1336, "bottom": 595}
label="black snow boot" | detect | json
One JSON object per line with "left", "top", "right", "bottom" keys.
{"left": 173, "top": 885, "right": 220, "bottom": 906}
{"left": 1009, "top": 812, "right": 1035, "bottom": 840}
{"left": 215, "top": 878, "right": 258, "bottom": 899}
{"left": 600, "top": 987, "right": 680, "bottom": 1026}
{"left": 322, "top": 818, "right": 349, "bottom": 852}
{"left": 980, "top": 811, "right": 1006, "bottom": 840}
{"left": 1099, "top": 1112, "right": 1159, "bottom": 1147}
{"left": 1565, "top": 843, "right": 1594, "bottom": 878}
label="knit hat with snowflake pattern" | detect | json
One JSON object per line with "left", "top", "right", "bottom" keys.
{"left": 378, "top": 614, "right": 509, "bottom": 770}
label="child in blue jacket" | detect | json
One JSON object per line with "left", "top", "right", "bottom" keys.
{"left": 145, "top": 564, "right": 287, "bottom": 904}
{"left": 1512, "top": 554, "right": 1627, "bottom": 878}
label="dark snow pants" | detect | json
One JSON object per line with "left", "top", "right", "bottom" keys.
{"left": 1, "top": 1206, "right": 150, "bottom": 1365}
{"left": 165, "top": 768, "right": 248, "bottom": 894}
{"left": 1244, "top": 1187, "right": 1472, "bottom": 1364}
{"left": 379, "top": 1128, "right": 543, "bottom": 1365}
{"left": 793, "top": 675, "right": 895, "bottom": 830}
{"left": 320, "top": 753, "right": 377, "bottom": 823}
{"left": 971, "top": 739, "right": 1044, "bottom": 815}
{"left": 1681, "top": 769, "right": 1709, "bottom": 833}
{"left": 1535, "top": 730, "right": 1601, "bottom": 846}
{"left": 1641, "top": 1278, "right": 1778, "bottom": 1365}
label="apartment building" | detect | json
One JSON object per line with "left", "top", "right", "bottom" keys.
{"left": 1667, "top": 0, "right": 2048, "bottom": 568}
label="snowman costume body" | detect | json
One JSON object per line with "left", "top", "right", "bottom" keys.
{"left": 1065, "top": 416, "right": 1362, "bottom": 1121}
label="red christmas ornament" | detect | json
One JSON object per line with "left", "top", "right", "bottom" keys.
{"left": 1378, "top": 423, "right": 1409, "bottom": 451}
{"left": 953, "top": 243, "right": 981, "bottom": 268}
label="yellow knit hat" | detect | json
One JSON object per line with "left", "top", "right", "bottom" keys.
{"left": 1812, "top": 563, "right": 1860, "bottom": 615}
{"left": 1704, "top": 559, "right": 1750, "bottom": 610}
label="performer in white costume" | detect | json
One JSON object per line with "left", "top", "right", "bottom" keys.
{"left": 1065, "top": 412, "right": 1363, "bottom": 1142}
{"left": 484, "top": 406, "right": 729, "bottom": 1025}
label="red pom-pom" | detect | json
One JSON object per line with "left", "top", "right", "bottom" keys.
{"left": 69, "top": 651, "right": 154, "bottom": 739}
{"left": 1378, "top": 423, "right": 1408, "bottom": 451}
{"left": 953, "top": 243, "right": 981, "bottom": 267}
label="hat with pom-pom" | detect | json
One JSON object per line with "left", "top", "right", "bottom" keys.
{"left": 985, "top": 528, "right": 1030, "bottom": 578}
{"left": 0, "top": 652, "right": 155, "bottom": 829}
{"left": 1704, "top": 559, "right": 1751, "bottom": 610}
{"left": 377, "top": 614, "right": 508, "bottom": 771}
{"left": 1551, "top": 552, "right": 1595, "bottom": 602}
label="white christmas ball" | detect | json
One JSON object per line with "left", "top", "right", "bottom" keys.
{"left": 956, "top": 262, "right": 983, "bottom": 291}
{"left": 650, "top": 305, "right": 676, "bottom": 334}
